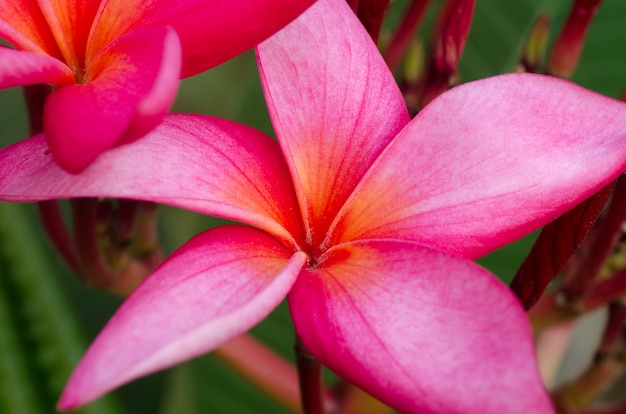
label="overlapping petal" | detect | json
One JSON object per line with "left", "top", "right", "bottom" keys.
{"left": 0, "top": 46, "right": 73, "bottom": 88}
{"left": 0, "top": 0, "right": 60, "bottom": 55}
{"left": 256, "top": 0, "right": 409, "bottom": 245}
{"left": 87, "top": 0, "right": 317, "bottom": 77}
{"left": 1, "top": 0, "right": 318, "bottom": 173}
{"left": 36, "top": 0, "right": 101, "bottom": 70}
{"left": 43, "top": 26, "right": 181, "bottom": 173}
{"left": 58, "top": 225, "right": 307, "bottom": 410}
{"left": 330, "top": 74, "right": 626, "bottom": 258}
{"left": 289, "top": 239, "right": 553, "bottom": 414}
{"left": 0, "top": 114, "right": 303, "bottom": 244}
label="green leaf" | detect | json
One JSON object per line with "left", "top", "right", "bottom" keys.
{"left": 0, "top": 285, "right": 43, "bottom": 414}
{"left": 460, "top": 0, "right": 567, "bottom": 79}
{"left": 0, "top": 203, "right": 122, "bottom": 414}
{"left": 570, "top": 0, "right": 626, "bottom": 97}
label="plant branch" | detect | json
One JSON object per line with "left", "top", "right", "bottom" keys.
{"left": 214, "top": 334, "right": 302, "bottom": 412}
{"left": 296, "top": 337, "right": 327, "bottom": 414}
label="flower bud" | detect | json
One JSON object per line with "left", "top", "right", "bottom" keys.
{"left": 519, "top": 15, "right": 551, "bottom": 73}
{"left": 548, "top": 0, "right": 602, "bottom": 78}
{"left": 433, "top": 0, "right": 475, "bottom": 75}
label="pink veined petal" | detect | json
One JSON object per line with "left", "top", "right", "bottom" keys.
{"left": 43, "top": 26, "right": 181, "bottom": 173}
{"left": 0, "top": 0, "right": 61, "bottom": 56}
{"left": 36, "top": 0, "right": 102, "bottom": 72}
{"left": 289, "top": 239, "right": 554, "bottom": 414}
{"left": 256, "top": 0, "right": 409, "bottom": 247}
{"left": 58, "top": 225, "right": 307, "bottom": 410}
{"left": 330, "top": 73, "right": 626, "bottom": 259}
{"left": 0, "top": 114, "right": 303, "bottom": 245}
{"left": 86, "top": 0, "right": 316, "bottom": 77}
{"left": 0, "top": 45, "right": 73, "bottom": 88}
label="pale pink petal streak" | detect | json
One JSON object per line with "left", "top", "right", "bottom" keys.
{"left": 0, "top": 114, "right": 302, "bottom": 244}
{"left": 0, "top": 46, "right": 73, "bottom": 88}
{"left": 59, "top": 225, "right": 307, "bottom": 410}
{"left": 43, "top": 26, "right": 181, "bottom": 173}
{"left": 289, "top": 239, "right": 554, "bottom": 414}
{"left": 331, "top": 74, "right": 626, "bottom": 258}
{"left": 257, "top": 0, "right": 409, "bottom": 246}
{"left": 87, "top": 0, "right": 317, "bottom": 77}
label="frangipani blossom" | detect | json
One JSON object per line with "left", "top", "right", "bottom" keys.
{"left": 2, "top": 0, "right": 626, "bottom": 412}
{"left": 0, "top": 0, "right": 314, "bottom": 173}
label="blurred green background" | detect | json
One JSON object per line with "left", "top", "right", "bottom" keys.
{"left": 1, "top": 0, "right": 625, "bottom": 412}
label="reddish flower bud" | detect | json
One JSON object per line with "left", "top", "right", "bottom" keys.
{"left": 419, "top": 0, "right": 475, "bottom": 108}
{"left": 548, "top": 0, "right": 603, "bottom": 78}
{"left": 433, "top": 0, "right": 475, "bottom": 75}
{"left": 354, "top": 0, "right": 391, "bottom": 44}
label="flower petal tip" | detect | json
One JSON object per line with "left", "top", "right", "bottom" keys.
{"left": 56, "top": 392, "right": 81, "bottom": 412}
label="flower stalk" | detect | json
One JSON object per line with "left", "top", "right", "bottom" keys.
{"left": 214, "top": 335, "right": 303, "bottom": 412}
{"left": 295, "top": 338, "right": 327, "bottom": 414}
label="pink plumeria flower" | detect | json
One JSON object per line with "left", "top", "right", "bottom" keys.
{"left": 0, "top": 0, "right": 314, "bottom": 173}
{"left": 2, "top": 0, "right": 626, "bottom": 412}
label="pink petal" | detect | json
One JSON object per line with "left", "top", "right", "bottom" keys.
{"left": 256, "top": 0, "right": 409, "bottom": 246}
{"left": 331, "top": 74, "right": 626, "bottom": 258}
{"left": 36, "top": 0, "right": 101, "bottom": 69}
{"left": 58, "top": 225, "right": 306, "bottom": 410}
{"left": 0, "top": 46, "right": 74, "bottom": 88}
{"left": 0, "top": 114, "right": 303, "bottom": 245}
{"left": 87, "top": 0, "right": 316, "bottom": 78}
{"left": 0, "top": 0, "right": 61, "bottom": 55}
{"left": 43, "top": 26, "right": 181, "bottom": 173}
{"left": 289, "top": 239, "right": 554, "bottom": 414}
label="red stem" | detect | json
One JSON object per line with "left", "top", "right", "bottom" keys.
{"left": 214, "top": 335, "right": 302, "bottom": 412}
{"left": 585, "top": 267, "right": 626, "bottom": 310}
{"left": 23, "top": 84, "right": 50, "bottom": 135}
{"left": 24, "top": 84, "right": 84, "bottom": 274}
{"left": 36, "top": 201, "right": 81, "bottom": 274}
{"left": 295, "top": 338, "right": 327, "bottom": 414}
{"left": 383, "top": 0, "right": 431, "bottom": 70}
{"left": 70, "top": 198, "right": 115, "bottom": 289}
{"left": 598, "top": 302, "right": 626, "bottom": 353}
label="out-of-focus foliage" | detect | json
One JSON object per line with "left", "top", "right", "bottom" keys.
{"left": 0, "top": 0, "right": 625, "bottom": 412}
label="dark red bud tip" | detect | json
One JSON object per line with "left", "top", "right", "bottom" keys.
{"left": 547, "top": 0, "right": 603, "bottom": 78}
{"left": 434, "top": 0, "right": 475, "bottom": 74}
